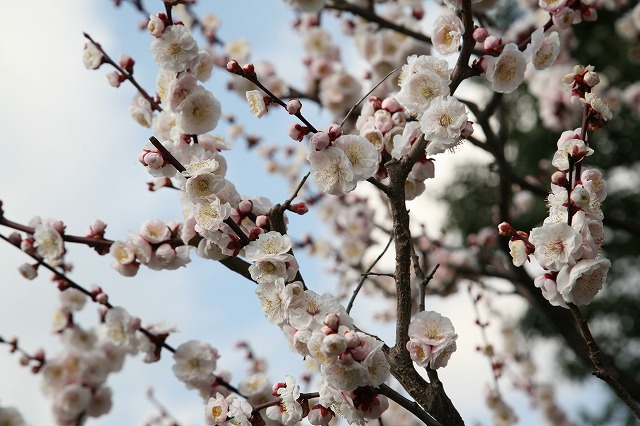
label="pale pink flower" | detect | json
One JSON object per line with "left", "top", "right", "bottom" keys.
{"left": 483, "top": 43, "right": 526, "bottom": 93}
{"left": 33, "top": 223, "right": 65, "bottom": 263}
{"left": 406, "top": 310, "right": 458, "bottom": 369}
{"left": 244, "top": 231, "right": 293, "bottom": 261}
{"left": 433, "top": 15, "right": 464, "bottom": 56}
{"left": 83, "top": 42, "right": 103, "bottom": 70}
{"left": 420, "top": 95, "right": 468, "bottom": 154}
{"left": 129, "top": 92, "right": 153, "bottom": 128}
{"left": 509, "top": 239, "right": 528, "bottom": 266}
{"left": 525, "top": 28, "right": 560, "bottom": 70}
{"left": 246, "top": 90, "right": 268, "bottom": 118}
{"left": 333, "top": 134, "right": 379, "bottom": 181}
{"left": 534, "top": 273, "right": 567, "bottom": 308}
{"left": 147, "top": 14, "right": 165, "bottom": 37}
{"left": 204, "top": 393, "right": 229, "bottom": 425}
{"left": 556, "top": 258, "right": 610, "bottom": 305}
{"left": 529, "top": 223, "right": 583, "bottom": 271}
{"left": 266, "top": 376, "right": 303, "bottom": 425}
{"left": 396, "top": 70, "right": 449, "bottom": 116}
{"left": 150, "top": 24, "right": 199, "bottom": 72}
{"left": 172, "top": 340, "right": 219, "bottom": 384}
{"left": 140, "top": 219, "right": 171, "bottom": 244}
{"left": 308, "top": 146, "right": 356, "bottom": 195}
{"left": 176, "top": 88, "right": 222, "bottom": 135}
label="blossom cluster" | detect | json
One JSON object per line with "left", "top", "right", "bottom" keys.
{"left": 244, "top": 231, "right": 391, "bottom": 425}
{"left": 502, "top": 66, "right": 612, "bottom": 307}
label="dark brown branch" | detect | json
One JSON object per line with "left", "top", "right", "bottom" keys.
{"left": 346, "top": 231, "right": 394, "bottom": 314}
{"left": 325, "top": 0, "right": 432, "bottom": 45}
{"left": 376, "top": 384, "right": 443, "bottom": 426}
{"left": 450, "top": 0, "right": 479, "bottom": 94}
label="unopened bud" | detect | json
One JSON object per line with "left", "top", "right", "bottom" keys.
{"left": 551, "top": 170, "right": 568, "bottom": 186}
{"left": 289, "top": 202, "right": 309, "bottom": 215}
{"left": 242, "top": 63, "right": 256, "bottom": 79}
{"left": 461, "top": 121, "right": 474, "bottom": 138}
{"left": 118, "top": 53, "right": 135, "bottom": 73}
{"left": 238, "top": 199, "right": 253, "bottom": 214}
{"left": 286, "top": 99, "right": 302, "bottom": 115}
{"left": 497, "top": 222, "right": 512, "bottom": 236}
{"left": 381, "top": 97, "right": 402, "bottom": 113}
{"left": 483, "top": 36, "right": 501, "bottom": 52}
{"left": 288, "top": 124, "right": 310, "bottom": 142}
{"left": 473, "top": 27, "right": 489, "bottom": 43}
{"left": 255, "top": 215, "right": 270, "bottom": 228}
{"left": 310, "top": 132, "right": 331, "bottom": 150}
{"left": 583, "top": 71, "right": 600, "bottom": 87}
{"left": 226, "top": 60, "right": 243, "bottom": 75}
{"left": 95, "top": 293, "right": 109, "bottom": 305}
{"left": 327, "top": 124, "right": 342, "bottom": 140}
{"left": 324, "top": 313, "right": 340, "bottom": 330}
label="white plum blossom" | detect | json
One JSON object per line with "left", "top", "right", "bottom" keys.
{"left": 420, "top": 95, "right": 468, "bottom": 154}
{"left": 308, "top": 146, "right": 356, "bottom": 195}
{"left": 104, "top": 307, "right": 140, "bottom": 353}
{"left": 191, "top": 50, "right": 214, "bottom": 82}
{"left": 255, "top": 279, "right": 303, "bottom": 326}
{"left": 246, "top": 90, "right": 268, "bottom": 118}
{"left": 333, "top": 134, "right": 379, "bottom": 181}
{"left": 552, "top": 128, "right": 592, "bottom": 170}
{"left": 139, "top": 219, "right": 171, "bottom": 244}
{"left": 244, "top": 231, "right": 293, "bottom": 261}
{"left": 529, "top": 223, "right": 582, "bottom": 271}
{"left": 556, "top": 257, "right": 610, "bottom": 305}
{"left": 266, "top": 376, "right": 303, "bottom": 425}
{"left": 172, "top": 340, "right": 219, "bottom": 384}
{"left": 534, "top": 274, "right": 567, "bottom": 307}
{"left": 525, "top": 28, "right": 560, "bottom": 70}
{"left": 83, "top": 42, "right": 103, "bottom": 69}
{"left": 176, "top": 89, "right": 222, "bottom": 135}
{"left": 204, "top": 393, "right": 229, "bottom": 425}
{"left": 226, "top": 394, "right": 253, "bottom": 426}
{"left": 33, "top": 222, "right": 65, "bottom": 263}
{"left": 150, "top": 24, "right": 199, "bottom": 72}
{"left": 396, "top": 70, "right": 449, "bottom": 117}
{"left": 432, "top": 15, "right": 464, "bottom": 56}
{"left": 483, "top": 43, "right": 526, "bottom": 94}
{"left": 582, "top": 92, "right": 613, "bottom": 120}
{"left": 509, "top": 239, "right": 528, "bottom": 267}
{"left": 406, "top": 310, "right": 458, "bottom": 369}
{"left": 249, "top": 254, "right": 299, "bottom": 284}
{"left": 194, "top": 197, "right": 232, "bottom": 232}
{"left": 129, "top": 92, "right": 153, "bottom": 128}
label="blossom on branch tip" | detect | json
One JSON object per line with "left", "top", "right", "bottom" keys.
{"left": 83, "top": 42, "right": 104, "bottom": 70}
{"left": 150, "top": 24, "right": 198, "bottom": 72}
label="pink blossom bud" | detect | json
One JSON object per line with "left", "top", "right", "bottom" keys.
{"left": 289, "top": 202, "right": 309, "bottom": 215}
{"left": 310, "top": 132, "right": 331, "bottom": 150}
{"left": 327, "top": 124, "right": 343, "bottom": 140}
{"left": 50, "top": 220, "right": 65, "bottom": 234}
{"left": 118, "top": 53, "right": 135, "bottom": 73}
{"left": 320, "top": 325, "right": 333, "bottom": 336}
{"left": 551, "top": 170, "right": 568, "bottom": 186}
{"left": 131, "top": 316, "right": 141, "bottom": 330}
{"left": 238, "top": 199, "right": 253, "bottom": 214}
{"left": 288, "top": 124, "right": 309, "bottom": 142}
{"left": 461, "top": 121, "right": 474, "bottom": 138}
{"left": 286, "top": 99, "right": 302, "bottom": 115}
{"left": 226, "top": 60, "right": 243, "bottom": 75}
{"left": 374, "top": 110, "right": 394, "bottom": 133}
{"left": 344, "top": 331, "right": 360, "bottom": 348}
{"left": 570, "top": 140, "right": 591, "bottom": 158}
{"left": 473, "top": 27, "right": 489, "bottom": 43}
{"left": 483, "top": 36, "right": 502, "bottom": 52}
{"left": 19, "top": 356, "right": 29, "bottom": 366}
{"left": 18, "top": 263, "right": 37, "bottom": 280}
{"left": 106, "top": 71, "right": 124, "bottom": 87}
{"left": 324, "top": 313, "right": 340, "bottom": 330}
{"left": 20, "top": 238, "right": 34, "bottom": 252}
{"left": 339, "top": 352, "right": 355, "bottom": 366}
{"left": 96, "top": 293, "right": 109, "bottom": 305}
{"left": 584, "top": 71, "right": 600, "bottom": 87}
{"left": 582, "top": 6, "right": 597, "bottom": 22}
{"left": 255, "top": 215, "right": 270, "bottom": 228}
{"left": 89, "top": 219, "right": 107, "bottom": 235}
{"left": 144, "top": 152, "right": 165, "bottom": 169}
{"left": 381, "top": 97, "right": 402, "bottom": 113}
{"left": 412, "top": 6, "right": 425, "bottom": 20}
{"left": 8, "top": 232, "right": 22, "bottom": 245}
{"left": 497, "top": 222, "right": 512, "bottom": 236}
{"left": 242, "top": 63, "right": 257, "bottom": 79}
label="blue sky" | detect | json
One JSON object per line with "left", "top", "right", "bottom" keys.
{"left": 0, "top": 1, "right": 610, "bottom": 425}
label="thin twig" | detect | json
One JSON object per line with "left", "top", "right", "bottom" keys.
{"left": 339, "top": 68, "right": 398, "bottom": 129}
{"left": 346, "top": 231, "right": 394, "bottom": 314}
{"left": 376, "top": 384, "right": 443, "bottom": 426}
